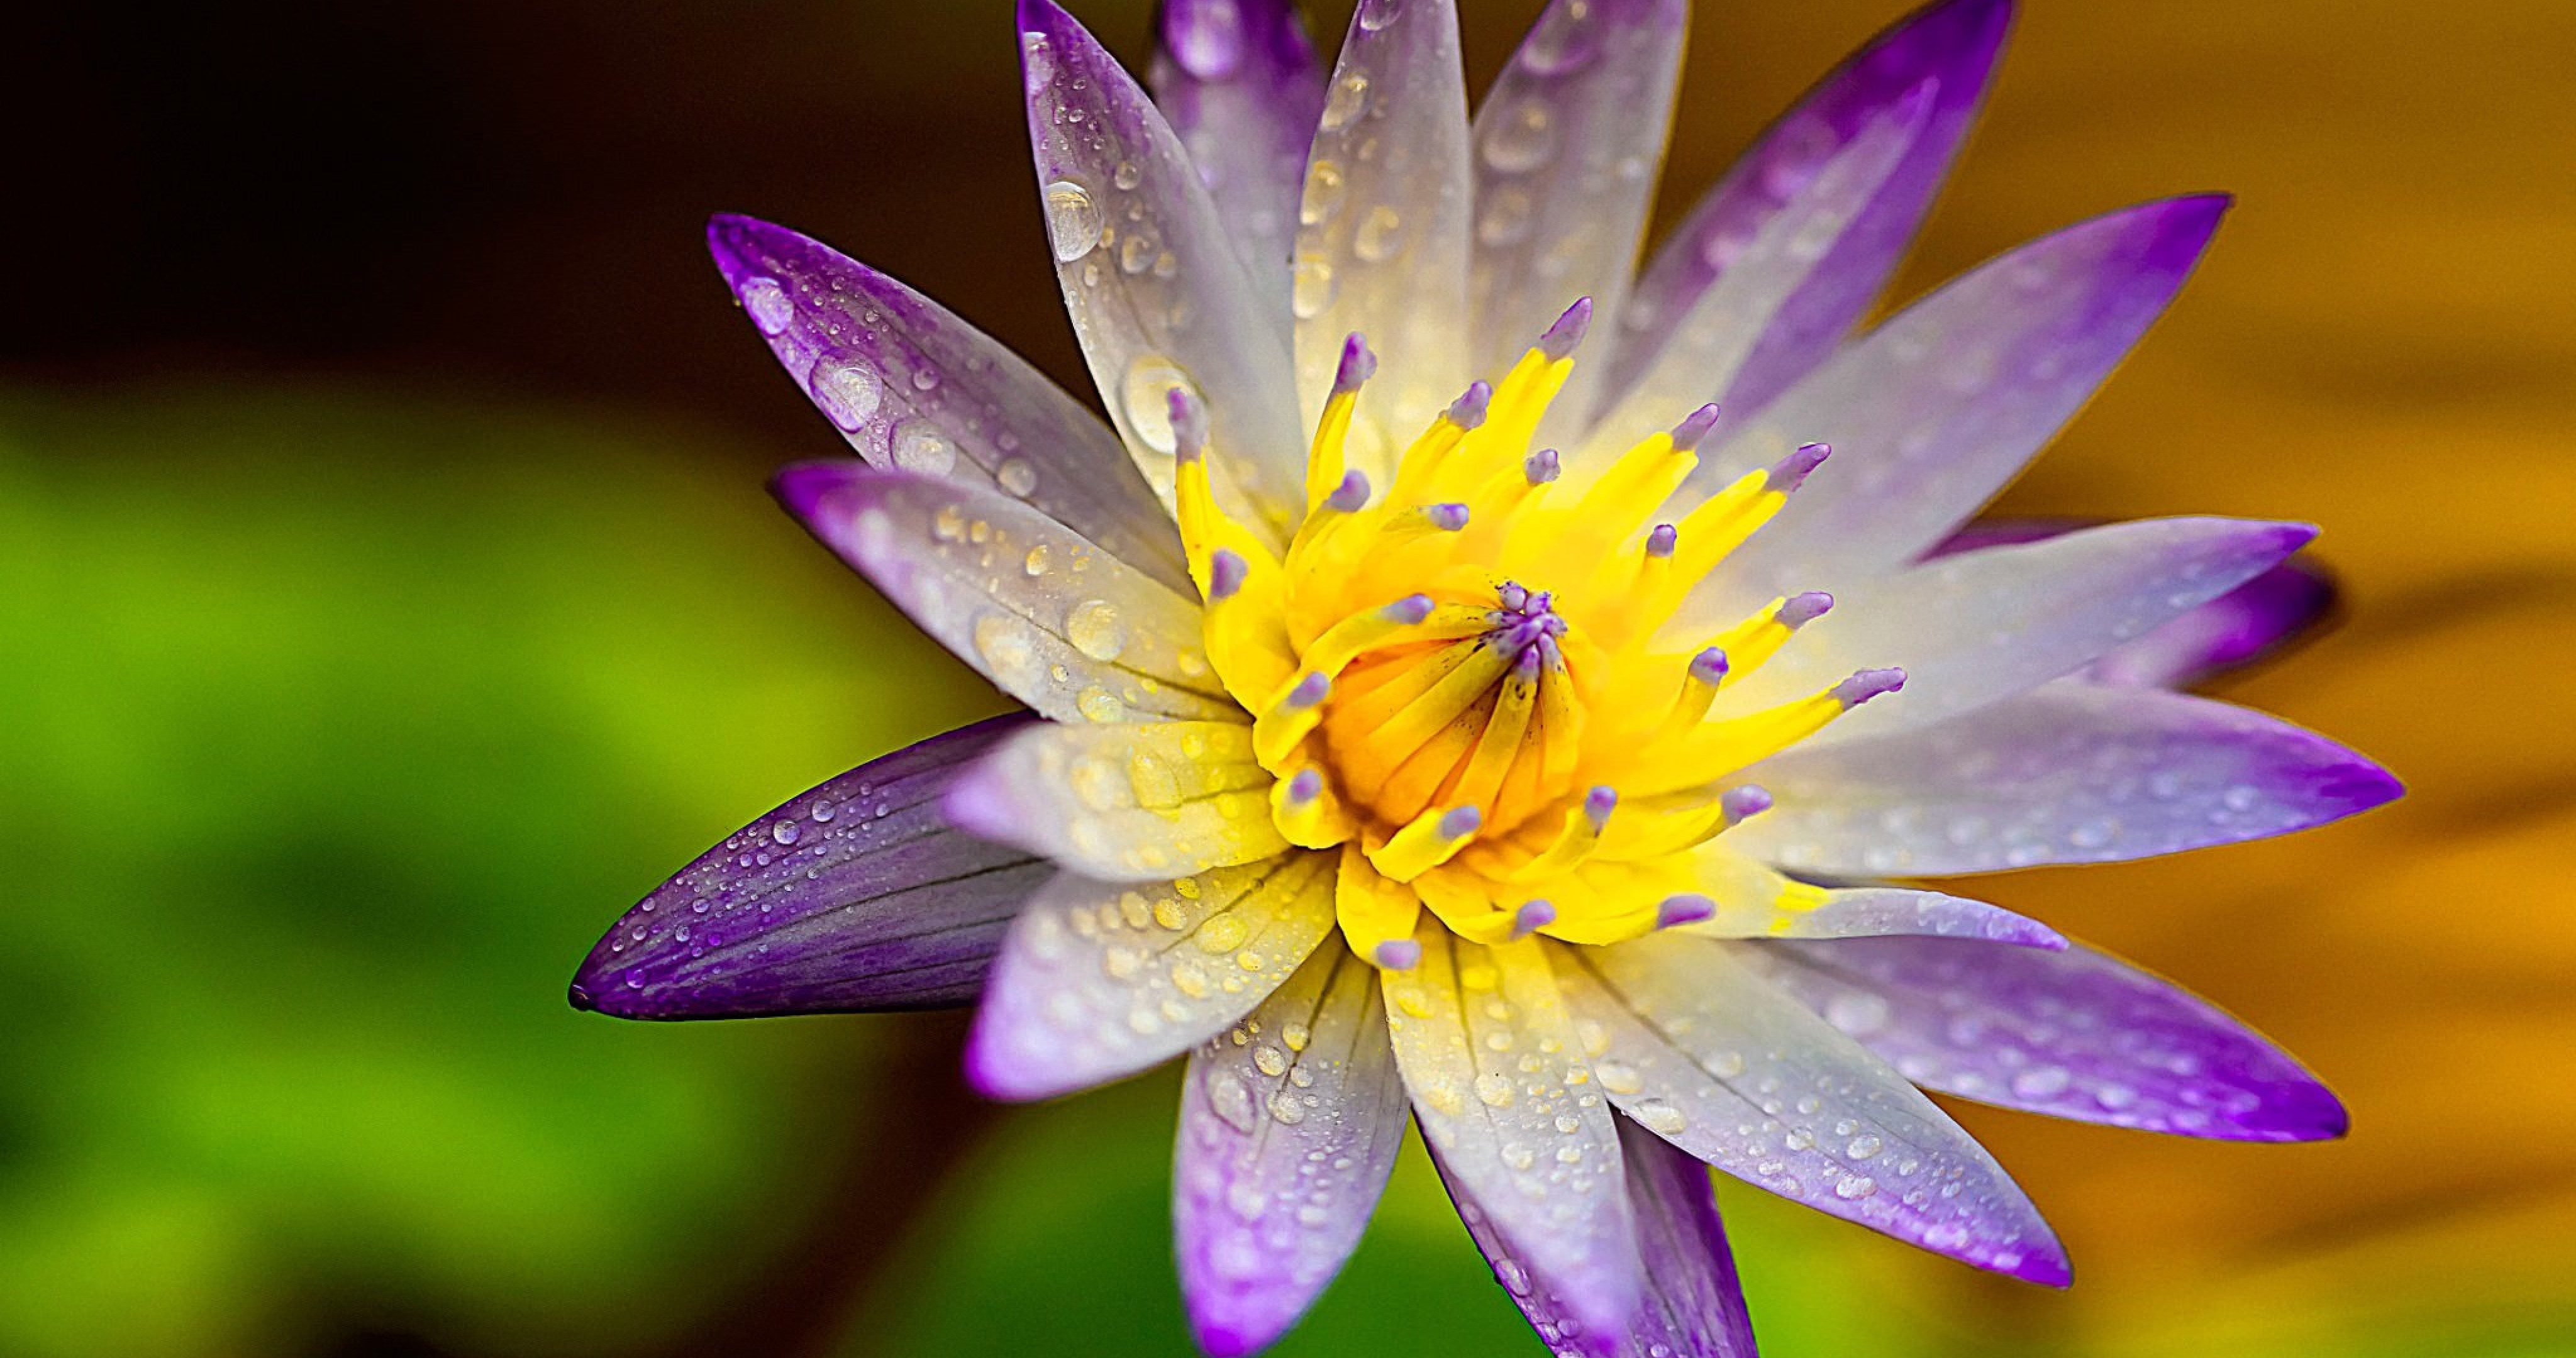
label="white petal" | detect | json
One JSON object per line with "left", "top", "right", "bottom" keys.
{"left": 945, "top": 720, "right": 1288, "bottom": 883}
{"left": 967, "top": 854, "right": 1336, "bottom": 1100}
{"left": 1294, "top": 0, "right": 1475, "bottom": 482}
{"left": 1382, "top": 930, "right": 1642, "bottom": 1338}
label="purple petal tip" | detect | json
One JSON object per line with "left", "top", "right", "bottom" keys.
{"left": 1540, "top": 297, "right": 1594, "bottom": 360}
{"left": 1335, "top": 333, "right": 1379, "bottom": 394}
{"left": 1657, "top": 894, "right": 1718, "bottom": 929}
{"left": 1374, "top": 939, "right": 1423, "bottom": 970}
{"left": 1670, "top": 404, "right": 1723, "bottom": 451}
{"left": 1779, "top": 591, "right": 1835, "bottom": 628}
{"left": 1833, "top": 667, "right": 1907, "bottom": 706}
{"left": 1645, "top": 524, "right": 1677, "bottom": 558}
{"left": 1208, "top": 548, "right": 1249, "bottom": 600}
{"left": 1385, "top": 594, "right": 1436, "bottom": 624}
{"left": 1448, "top": 382, "right": 1493, "bottom": 429}
{"left": 1583, "top": 785, "right": 1618, "bottom": 830}
{"left": 1286, "top": 671, "right": 1331, "bottom": 708}
{"left": 1328, "top": 469, "right": 1372, "bottom": 512}
{"left": 1770, "top": 442, "right": 1831, "bottom": 492}
{"left": 769, "top": 461, "right": 855, "bottom": 527}
{"left": 1438, "top": 805, "right": 1484, "bottom": 839}
{"left": 1689, "top": 648, "right": 1730, "bottom": 685}
{"left": 1509, "top": 900, "right": 1557, "bottom": 940}
{"left": 1427, "top": 502, "right": 1470, "bottom": 532}
{"left": 1720, "top": 785, "right": 1774, "bottom": 823}
{"left": 1524, "top": 448, "right": 1562, "bottom": 485}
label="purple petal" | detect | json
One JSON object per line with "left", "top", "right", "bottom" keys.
{"left": 1695, "top": 197, "right": 2231, "bottom": 609}
{"left": 706, "top": 214, "right": 1189, "bottom": 594}
{"left": 1175, "top": 941, "right": 1407, "bottom": 1357}
{"left": 942, "top": 720, "right": 1290, "bottom": 881}
{"left": 1556, "top": 934, "right": 2070, "bottom": 1285}
{"left": 1732, "top": 681, "right": 2402, "bottom": 876}
{"left": 1440, "top": 1115, "right": 1759, "bottom": 1358}
{"left": 967, "top": 853, "right": 1336, "bottom": 1101}
{"left": 1293, "top": 0, "right": 1475, "bottom": 466}
{"left": 1019, "top": 0, "right": 1306, "bottom": 524}
{"left": 569, "top": 715, "right": 1046, "bottom": 1018}
{"left": 1581, "top": 70, "right": 1933, "bottom": 462}
{"left": 1931, "top": 519, "right": 2338, "bottom": 688}
{"left": 1683, "top": 851, "right": 2065, "bottom": 947}
{"left": 1384, "top": 932, "right": 1643, "bottom": 1339}
{"left": 1743, "top": 936, "right": 2349, "bottom": 1142}
{"left": 775, "top": 463, "right": 1238, "bottom": 726}
{"left": 1608, "top": 0, "right": 2012, "bottom": 422}
{"left": 1469, "top": 0, "right": 1688, "bottom": 437}
{"left": 1148, "top": 0, "right": 1324, "bottom": 312}
{"left": 1702, "top": 516, "right": 2314, "bottom": 751}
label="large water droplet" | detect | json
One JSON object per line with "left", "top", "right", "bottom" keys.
{"left": 1319, "top": 71, "right": 1371, "bottom": 131}
{"left": 809, "top": 360, "right": 882, "bottom": 431}
{"left": 1206, "top": 1069, "right": 1257, "bottom": 1131}
{"left": 997, "top": 456, "right": 1039, "bottom": 497}
{"left": 1299, "top": 160, "right": 1348, "bottom": 226}
{"left": 1066, "top": 599, "right": 1126, "bottom": 661}
{"left": 1291, "top": 255, "right": 1338, "bottom": 319}
{"left": 1352, "top": 204, "right": 1404, "bottom": 263}
{"left": 1355, "top": 0, "right": 1402, "bottom": 32}
{"left": 1481, "top": 97, "right": 1560, "bottom": 174}
{"left": 1518, "top": 0, "right": 1603, "bottom": 75}
{"left": 1044, "top": 180, "right": 1104, "bottom": 262}
{"left": 892, "top": 423, "right": 958, "bottom": 475}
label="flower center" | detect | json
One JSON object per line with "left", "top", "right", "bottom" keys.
{"left": 1162, "top": 299, "right": 1904, "bottom": 959}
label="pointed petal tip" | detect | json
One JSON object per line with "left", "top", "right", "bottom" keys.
{"left": 769, "top": 460, "right": 858, "bottom": 528}
{"left": 938, "top": 759, "right": 1026, "bottom": 846}
{"left": 1540, "top": 297, "right": 1595, "bottom": 360}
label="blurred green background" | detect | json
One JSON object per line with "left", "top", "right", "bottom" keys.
{"left": 3, "top": 1, "right": 2572, "bottom": 1355}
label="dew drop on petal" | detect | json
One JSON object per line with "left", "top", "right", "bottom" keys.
{"left": 809, "top": 360, "right": 882, "bottom": 431}
{"left": 740, "top": 277, "right": 792, "bottom": 334}
{"left": 1066, "top": 599, "right": 1126, "bottom": 661}
{"left": 1119, "top": 356, "right": 1203, "bottom": 455}
{"left": 1319, "top": 71, "right": 1370, "bottom": 131}
{"left": 1044, "top": 180, "right": 1104, "bottom": 262}
{"left": 997, "top": 456, "right": 1039, "bottom": 497}
{"left": 892, "top": 423, "right": 958, "bottom": 475}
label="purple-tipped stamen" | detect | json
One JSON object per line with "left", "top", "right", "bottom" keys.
{"left": 1374, "top": 939, "right": 1423, "bottom": 970}
{"left": 1487, "top": 585, "right": 1567, "bottom": 670}
{"left": 1384, "top": 594, "right": 1436, "bottom": 624}
{"left": 1779, "top": 591, "right": 1835, "bottom": 629}
{"left": 1657, "top": 893, "right": 1718, "bottom": 929}
{"left": 1426, "top": 502, "right": 1471, "bottom": 532}
{"left": 1523, "top": 448, "right": 1561, "bottom": 485}
{"left": 1832, "top": 667, "right": 1908, "bottom": 707}
{"left": 1335, "top": 333, "right": 1379, "bottom": 395}
{"left": 1688, "top": 648, "right": 1731, "bottom": 686}
{"left": 1720, "top": 785, "right": 1774, "bottom": 825}
{"left": 1447, "top": 381, "right": 1492, "bottom": 430}
{"left": 1498, "top": 582, "right": 1530, "bottom": 612}
{"left": 1327, "top": 468, "right": 1372, "bottom": 513}
{"left": 1539, "top": 297, "right": 1594, "bottom": 361}
{"left": 1583, "top": 785, "right": 1618, "bottom": 832}
{"left": 1670, "top": 403, "right": 1723, "bottom": 452}
{"left": 1284, "top": 671, "right": 1331, "bottom": 709}
{"left": 1285, "top": 768, "right": 1325, "bottom": 805}
{"left": 1207, "top": 548, "right": 1248, "bottom": 600}
{"left": 1436, "top": 805, "right": 1484, "bottom": 841}
{"left": 1509, "top": 899, "right": 1558, "bottom": 941}
{"left": 1645, "top": 524, "right": 1677, "bottom": 558}
{"left": 1770, "top": 441, "right": 1831, "bottom": 492}
{"left": 1168, "top": 387, "right": 1209, "bottom": 461}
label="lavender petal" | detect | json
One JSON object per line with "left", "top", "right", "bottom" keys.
{"left": 1175, "top": 940, "right": 1407, "bottom": 1357}
{"left": 569, "top": 715, "right": 1046, "bottom": 1018}
{"left": 1148, "top": 0, "right": 1324, "bottom": 314}
{"left": 1693, "top": 197, "right": 2230, "bottom": 613}
{"left": 1730, "top": 681, "right": 2402, "bottom": 876}
{"left": 1743, "top": 935, "right": 2349, "bottom": 1142}
{"left": 1608, "top": 0, "right": 2012, "bottom": 424}
{"left": 707, "top": 214, "right": 1189, "bottom": 593}
{"left": 1701, "top": 516, "right": 2314, "bottom": 751}
{"left": 1555, "top": 934, "right": 2070, "bottom": 1284}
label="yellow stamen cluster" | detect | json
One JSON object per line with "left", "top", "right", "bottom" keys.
{"left": 1170, "top": 304, "right": 1898, "bottom": 968}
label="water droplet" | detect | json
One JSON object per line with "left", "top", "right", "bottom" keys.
{"left": 739, "top": 277, "right": 792, "bottom": 334}
{"left": 1119, "top": 356, "right": 1204, "bottom": 455}
{"left": 1632, "top": 1099, "right": 1687, "bottom": 1136}
{"left": 1023, "top": 543, "right": 1053, "bottom": 577}
{"left": 1319, "top": 71, "right": 1370, "bottom": 131}
{"left": 1253, "top": 1044, "right": 1288, "bottom": 1077}
{"left": 2011, "top": 1066, "right": 2072, "bottom": 1100}
{"left": 771, "top": 820, "right": 801, "bottom": 846}
{"left": 1594, "top": 1061, "right": 1643, "bottom": 1095}
{"left": 972, "top": 614, "right": 1040, "bottom": 680}
{"left": 1518, "top": 0, "right": 1603, "bottom": 74}
{"left": 892, "top": 424, "right": 958, "bottom": 475}
{"left": 1824, "top": 992, "right": 1890, "bottom": 1037}
{"left": 1480, "top": 97, "right": 1560, "bottom": 174}
{"left": 1474, "top": 1073, "right": 1517, "bottom": 1107}
{"left": 1064, "top": 598, "right": 1126, "bottom": 661}
{"left": 1291, "top": 254, "right": 1338, "bottom": 319}
{"left": 1477, "top": 186, "right": 1536, "bottom": 246}
{"left": 1352, "top": 204, "right": 1404, "bottom": 263}
{"left": 809, "top": 360, "right": 882, "bottom": 431}
{"left": 1044, "top": 180, "right": 1104, "bottom": 262}
{"left": 1833, "top": 1173, "right": 1878, "bottom": 1200}
{"left": 1846, "top": 1134, "right": 1884, "bottom": 1159}
{"left": 1300, "top": 159, "right": 1347, "bottom": 226}
{"left": 997, "top": 456, "right": 1039, "bottom": 497}
{"left": 1356, "top": 0, "right": 1401, "bottom": 32}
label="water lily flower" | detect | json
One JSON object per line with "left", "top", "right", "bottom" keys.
{"left": 569, "top": 0, "right": 2402, "bottom": 1352}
